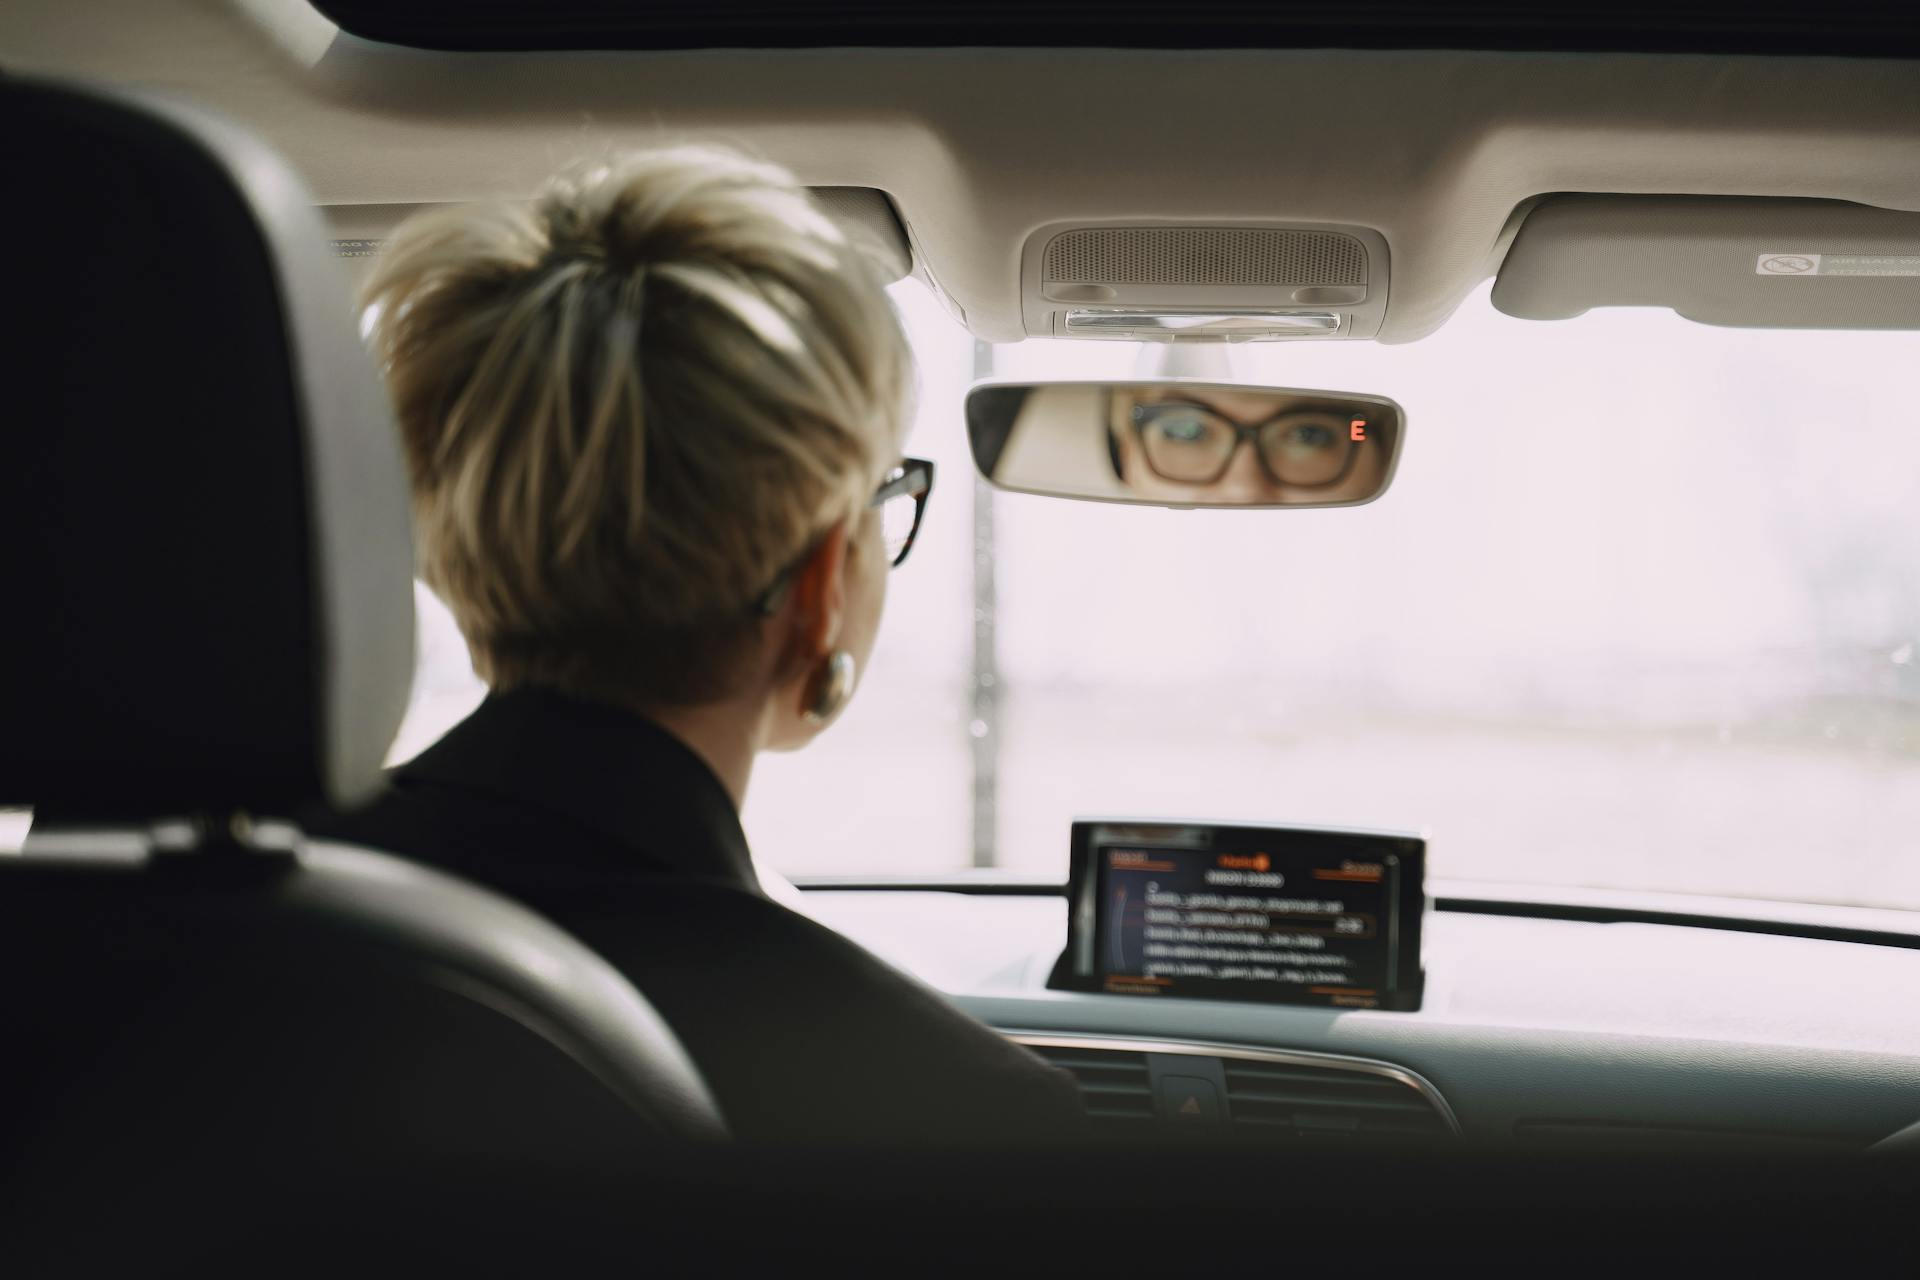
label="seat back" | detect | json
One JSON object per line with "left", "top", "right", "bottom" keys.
{"left": 0, "top": 76, "right": 726, "bottom": 1246}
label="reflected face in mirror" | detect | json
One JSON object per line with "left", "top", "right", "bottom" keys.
{"left": 1106, "top": 387, "right": 1389, "bottom": 505}
{"left": 965, "top": 379, "right": 1403, "bottom": 509}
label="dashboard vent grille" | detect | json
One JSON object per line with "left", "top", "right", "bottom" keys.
{"left": 1026, "top": 1045, "right": 1155, "bottom": 1127}
{"left": 1023, "top": 1040, "right": 1455, "bottom": 1142}
{"left": 1222, "top": 1059, "right": 1450, "bottom": 1140}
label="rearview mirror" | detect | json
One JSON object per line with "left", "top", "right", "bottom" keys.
{"left": 965, "top": 381, "right": 1404, "bottom": 508}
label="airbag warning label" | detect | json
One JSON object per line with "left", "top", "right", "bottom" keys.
{"left": 1756, "top": 252, "right": 1920, "bottom": 277}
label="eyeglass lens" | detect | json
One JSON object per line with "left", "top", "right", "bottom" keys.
{"left": 881, "top": 491, "right": 918, "bottom": 565}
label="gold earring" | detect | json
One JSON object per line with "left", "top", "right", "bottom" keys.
{"left": 802, "top": 650, "right": 856, "bottom": 725}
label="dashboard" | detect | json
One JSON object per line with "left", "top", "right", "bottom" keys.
{"left": 797, "top": 878, "right": 1920, "bottom": 1151}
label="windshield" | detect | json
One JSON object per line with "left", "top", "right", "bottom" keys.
{"left": 733, "top": 279, "right": 1920, "bottom": 911}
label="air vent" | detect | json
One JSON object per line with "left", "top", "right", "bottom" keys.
{"left": 1019, "top": 1036, "right": 1457, "bottom": 1142}
{"left": 1027, "top": 1045, "right": 1155, "bottom": 1127}
{"left": 1043, "top": 228, "right": 1367, "bottom": 287}
{"left": 1222, "top": 1059, "right": 1450, "bottom": 1140}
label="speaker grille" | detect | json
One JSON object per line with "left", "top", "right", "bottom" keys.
{"left": 1043, "top": 227, "right": 1367, "bottom": 287}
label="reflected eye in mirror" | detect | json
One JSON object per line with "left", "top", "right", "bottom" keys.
{"left": 1147, "top": 410, "right": 1213, "bottom": 444}
{"left": 1259, "top": 414, "right": 1354, "bottom": 487}
{"left": 965, "top": 380, "right": 1404, "bottom": 510}
{"left": 1132, "top": 403, "right": 1239, "bottom": 482}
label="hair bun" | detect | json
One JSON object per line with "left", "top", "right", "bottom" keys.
{"left": 540, "top": 147, "right": 848, "bottom": 282}
{"left": 362, "top": 143, "right": 911, "bottom": 710}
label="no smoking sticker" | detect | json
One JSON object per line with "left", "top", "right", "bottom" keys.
{"left": 1757, "top": 252, "right": 1920, "bottom": 277}
{"left": 1756, "top": 253, "right": 1820, "bottom": 275}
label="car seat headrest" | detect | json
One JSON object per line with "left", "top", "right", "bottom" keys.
{"left": 0, "top": 77, "right": 415, "bottom": 818}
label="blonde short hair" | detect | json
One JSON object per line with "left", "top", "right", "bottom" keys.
{"left": 362, "top": 146, "right": 912, "bottom": 706}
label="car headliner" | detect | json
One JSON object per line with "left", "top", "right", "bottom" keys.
{"left": 6, "top": 0, "right": 1920, "bottom": 342}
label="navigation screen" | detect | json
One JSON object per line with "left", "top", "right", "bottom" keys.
{"left": 1058, "top": 821, "right": 1425, "bottom": 1011}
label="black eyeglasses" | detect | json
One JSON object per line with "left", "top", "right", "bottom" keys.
{"left": 1128, "top": 399, "right": 1360, "bottom": 489}
{"left": 874, "top": 456, "right": 935, "bottom": 569}
{"left": 754, "top": 456, "right": 935, "bottom": 615}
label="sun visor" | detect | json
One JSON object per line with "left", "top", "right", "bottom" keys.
{"left": 1493, "top": 195, "right": 1920, "bottom": 329}
{"left": 323, "top": 187, "right": 911, "bottom": 289}
{"left": 807, "top": 186, "right": 913, "bottom": 282}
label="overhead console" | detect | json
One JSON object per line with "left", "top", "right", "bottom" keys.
{"left": 1494, "top": 194, "right": 1920, "bottom": 329}
{"left": 1019, "top": 222, "right": 1392, "bottom": 340}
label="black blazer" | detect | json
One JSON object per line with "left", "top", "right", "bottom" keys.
{"left": 311, "top": 688, "right": 1083, "bottom": 1147}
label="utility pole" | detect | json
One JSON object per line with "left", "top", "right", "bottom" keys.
{"left": 969, "top": 338, "right": 999, "bottom": 869}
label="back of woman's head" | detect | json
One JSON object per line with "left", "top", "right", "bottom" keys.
{"left": 362, "top": 146, "right": 912, "bottom": 706}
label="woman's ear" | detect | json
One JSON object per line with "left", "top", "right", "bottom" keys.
{"left": 783, "top": 518, "right": 852, "bottom": 666}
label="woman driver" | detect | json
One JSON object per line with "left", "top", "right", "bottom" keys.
{"left": 319, "top": 146, "right": 1081, "bottom": 1146}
